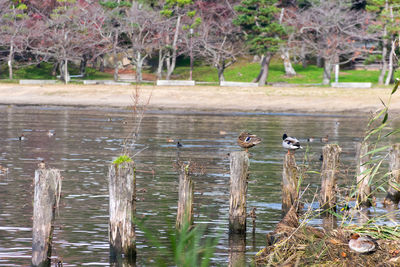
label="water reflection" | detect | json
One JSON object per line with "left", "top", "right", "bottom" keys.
{"left": 0, "top": 105, "right": 399, "bottom": 265}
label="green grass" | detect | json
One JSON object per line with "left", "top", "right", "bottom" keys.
{"left": 112, "top": 155, "right": 132, "bottom": 165}
{"left": 1, "top": 59, "right": 395, "bottom": 86}
{"left": 0, "top": 62, "right": 113, "bottom": 80}
{"left": 173, "top": 59, "right": 394, "bottom": 85}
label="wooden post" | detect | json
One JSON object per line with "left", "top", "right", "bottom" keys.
{"left": 228, "top": 233, "right": 246, "bottom": 267}
{"left": 383, "top": 144, "right": 400, "bottom": 206}
{"left": 32, "top": 168, "right": 62, "bottom": 267}
{"left": 282, "top": 152, "right": 299, "bottom": 217}
{"left": 229, "top": 151, "right": 249, "bottom": 234}
{"left": 356, "top": 142, "right": 372, "bottom": 208}
{"left": 319, "top": 144, "right": 341, "bottom": 213}
{"left": 176, "top": 162, "right": 194, "bottom": 229}
{"left": 108, "top": 161, "right": 136, "bottom": 261}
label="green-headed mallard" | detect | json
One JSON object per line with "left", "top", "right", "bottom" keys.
{"left": 282, "top": 133, "right": 302, "bottom": 154}
{"left": 237, "top": 132, "right": 261, "bottom": 152}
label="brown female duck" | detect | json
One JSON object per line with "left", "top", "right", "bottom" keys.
{"left": 237, "top": 132, "right": 262, "bottom": 152}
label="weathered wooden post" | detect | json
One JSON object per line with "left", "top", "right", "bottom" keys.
{"left": 356, "top": 142, "right": 372, "bottom": 208}
{"left": 32, "top": 167, "right": 62, "bottom": 267}
{"left": 229, "top": 151, "right": 249, "bottom": 234}
{"left": 282, "top": 152, "right": 299, "bottom": 217}
{"left": 383, "top": 144, "right": 400, "bottom": 207}
{"left": 108, "top": 160, "right": 136, "bottom": 262}
{"left": 319, "top": 144, "right": 341, "bottom": 213}
{"left": 228, "top": 233, "right": 246, "bottom": 267}
{"left": 176, "top": 162, "right": 194, "bottom": 229}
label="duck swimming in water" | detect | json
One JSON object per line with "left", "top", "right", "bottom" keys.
{"left": 237, "top": 132, "right": 262, "bottom": 152}
{"left": 348, "top": 233, "right": 376, "bottom": 253}
{"left": 282, "top": 133, "right": 302, "bottom": 154}
{"left": 19, "top": 134, "right": 25, "bottom": 141}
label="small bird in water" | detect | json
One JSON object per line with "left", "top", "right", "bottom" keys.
{"left": 47, "top": 130, "right": 56, "bottom": 137}
{"left": 0, "top": 165, "right": 8, "bottom": 173}
{"left": 348, "top": 233, "right": 376, "bottom": 253}
{"left": 19, "top": 134, "right": 25, "bottom": 141}
{"left": 321, "top": 135, "right": 329, "bottom": 143}
{"left": 176, "top": 141, "right": 183, "bottom": 148}
{"left": 282, "top": 133, "right": 302, "bottom": 154}
{"left": 38, "top": 160, "right": 46, "bottom": 169}
{"left": 307, "top": 137, "right": 315, "bottom": 143}
{"left": 237, "top": 132, "right": 262, "bottom": 152}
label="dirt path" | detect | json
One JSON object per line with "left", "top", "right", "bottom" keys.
{"left": 0, "top": 83, "right": 399, "bottom": 114}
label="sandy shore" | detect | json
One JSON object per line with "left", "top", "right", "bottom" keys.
{"left": 0, "top": 83, "right": 399, "bottom": 114}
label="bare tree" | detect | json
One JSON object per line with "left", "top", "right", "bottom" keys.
{"left": 289, "top": 0, "right": 374, "bottom": 85}
{"left": 122, "top": 3, "right": 160, "bottom": 82}
{"left": 195, "top": 1, "right": 243, "bottom": 82}
{"left": 29, "top": 1, "right": 107, "bottom": 83}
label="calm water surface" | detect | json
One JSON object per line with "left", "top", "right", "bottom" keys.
{"left": 0, "top": 105, "right": 399, "bottom": 266}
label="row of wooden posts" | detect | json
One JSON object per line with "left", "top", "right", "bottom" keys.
{"left": 31, "top": 143, "right": 400, "bottom": 266}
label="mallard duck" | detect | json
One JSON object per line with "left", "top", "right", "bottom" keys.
{"left": 282, "top": 133, "right": 302, "bottom": 153}
{"left": 19, "top": 134, "right": 25, "bottom": 141}
{"left": 348, "top": 233, "right": 376, "bottom": 253}
{"left": 47, "top": 130, "right": 56, "bottom": 137}
{"left": 307, "top": 137, "right": 315, "bottom": 143}
{"left": 237, "top": 132, "right": 262, "bottom": 152}
{"left": 0, "top": 165, "right": 8, "bottom": 173}
{"left": 321, "top": 135, "right": 329, "bottom": 143}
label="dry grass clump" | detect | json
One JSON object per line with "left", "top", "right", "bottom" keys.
{"left": 255, "top": 208, "right": 400, "bottom": 267}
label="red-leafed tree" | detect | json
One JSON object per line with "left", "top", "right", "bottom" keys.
{"left": 194, "top": 0, "right": 243, "bottom": 82}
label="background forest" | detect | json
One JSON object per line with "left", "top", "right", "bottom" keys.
{"left": 0, "top": 0, "right": 398, "bottom": 86}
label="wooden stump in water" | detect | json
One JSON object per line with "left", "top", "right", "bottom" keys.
{"left": 176, "top": 162, "right": 194, "bottom": 229}
{"left": 319, "top": 144, "right": 341, "bottom": 213}
{"left": 229, "top": 151, "right": 249, "bottom": 234}
{"left": 228, "top": 233, "right": 246, "bottom": 267}
{"left": 108, "top": 161, "right": 136, "bottom": 261}
{"left": 32, "top": 168, "right": 62, "bottom": 267}
{"left": 282, "top": 152, "right": 299, "bottom": 217}
{"left": 356, "top": 142, "right": 372, "bottom": 208}
{"left": 383, "top": 144, "right": 400, "bottom": 207}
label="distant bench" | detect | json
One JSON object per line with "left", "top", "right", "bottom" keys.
{"left": 331, "top": 82, "right": 372, "bottom": 88}
{"left": 156, "top": 80, "right": 195, "bottom": 86}
{"left": 19, "top": 79, "right": 57, "bottom": 85}
{"left": 220, "top": 81, "right": 259, "bottom": 87}
{"left": 83, "top": 80, "right": 130, "bottom": 85}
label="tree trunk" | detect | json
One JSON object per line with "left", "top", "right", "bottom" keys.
{"left": 51, "top": 62, "right": 59, "bottom": 77}
{"left": 379, "top": 26, "right": 388, "bottom": 85}
{"left": 59, "top": 60, "right": 70, "bottom": 84}
{"left": 301, "top": 43, "right": 307, "bottom": 68}
{"left": 253, "top": 55, "right": 265, "bottom": 83}
{"left": 99, "top": 55, "right": 105, "bottom": 72}
{"left": 134, "top": 52, "right": 147, "bottom": 83}
{"left": 157, "top": 49, "right": 164, "bottom": 79}
{"left": 80, "top": 54, "right": 88, "bottom": 77}
{"left": 113, "top": 29, "right": 119, "bottom": 82}
{"left": 258, "top": 53, "right": 272, "bottom": 86}
{"left": 322, "top": 60, "right": 332, "bottom": 85}
{"left": 281, "top": 47, "right": 296, "bottom": 76}
{"left": 217, "top": 61, "right": 226, "bottom": 82}
{"left": 385, "top": 37, "right": 396, "bottom": 85}
{"left": 166, "top": 15, "right": 181, "bottom": 80}
{"left": 8, "top": 43, "right": 13, "bottom": 80}
{"left": 316, "top": 56, "right": 323, "bottom": 68}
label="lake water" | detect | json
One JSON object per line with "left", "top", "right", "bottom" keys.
{"left": 0, "top": 105, "right": 399, "bottom": 266}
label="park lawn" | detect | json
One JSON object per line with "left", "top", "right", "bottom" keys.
{"left": 0, "top": 62, "right": 113, "bottom": 80}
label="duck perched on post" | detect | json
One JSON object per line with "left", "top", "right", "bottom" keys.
{"left": 237, "top": 132, "right": 262, "bottom": 152}
{"left": 282, "top": 133, "right": 302, "bottom": 154}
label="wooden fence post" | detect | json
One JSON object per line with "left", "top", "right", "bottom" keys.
{"left": 32, "top": 168, "right": 62, "bottom": 267}
{"left": 282, "top": 152, "right": 299, "bottom": 217}
{"left": 383, "top": 144, "right": 400, "bottom": 207}
{"left": 356, "top": 142, "right": 372, "bottom": 208}
{"left": 319, "top": 144, "right": 341, "bottom": 213}
{"left": 176, "top": 162, "right": 194, "bottom": 229}
{"left": 229, "top": 151, "right": 249, "bottom": 234}
{"left": 108, "top": 161, "right": 136, "bottom": 261}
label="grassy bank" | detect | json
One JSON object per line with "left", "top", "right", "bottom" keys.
{"left": 0, "top": 59, "right": 395, "bottom": 86}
